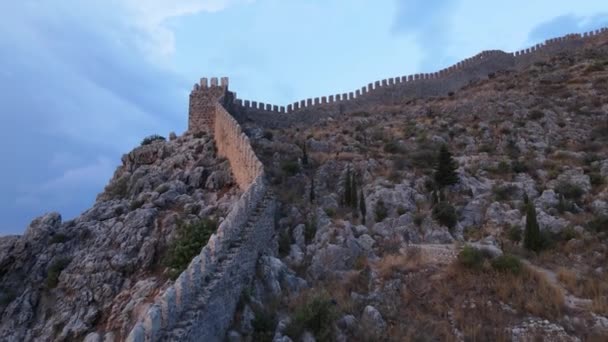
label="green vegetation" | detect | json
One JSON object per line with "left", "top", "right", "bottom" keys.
{"left": 104, "top": 175, "right": 130, "bottom": 199}
{"left": 50, "top": 233, "right": 68, "bottom": 244}
{"left": 285, "top": 293, "right": 337, "bottom": 341}
{"left": 281, "top": 161, "right": 300, "bottom": 176}
{"left": 507, "top": 226, "right": 522, "bottom": 243}
{"left": 491, "top": 254, "right": 522, "bottom": 274}
{"left": 359, "top": 190, "right": 367, "bottom": 225}
{"left": 47, "top": 258, "right": 71, "bottom": 289}
{"left": 432, "top": 201, "right": 457, "bottom": 230}
{"left": 586, "top": 215, "right": 608, "bottom": 233}
{"left": 305, "top": 217, "right": 317, "bottom": 244}
{"left": 262, "top": 130, "right": 274, "bottom": 140}
{"left": 492, "top": 184, "right": 519, "bottom": 201}
{"left": 523, "top": 200, "right": 542, "bottom": 252}
{"left": 458, "top": 246, "right": 485, "bottom": 270}
{"left": 165, "top": 219, "right": 217, "bottom": 279}
{"left": 374, "top": 199, "right": 388, "bottom": 222}
{"left": 555, "top": 181, "right": 584, "bottom": 202}
{"left": 528, "top": 110, "right": 545, "bottom": 120}
{"left": 141, "top": 134, "right": 166, "bottom": 146}
{"left": 252, "top": 308, "right": 277, "bottom": 342}
{"left": 433, "top": 145, "right": 459, "bottom": 189}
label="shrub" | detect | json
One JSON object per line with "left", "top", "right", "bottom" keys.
{"left": 555, "top": 182, "right": 584, "bottom": 202}
{"left": 47, "top": 258, "right": 71, "bottom": 288}
{"left": 103, "top": 175, "right": 130, "bottom": 199}
{"left": 285, "top": 293, "right": 337, "bottom": 341}
{"left": 281, "top": 161, "right": 300, "bottom": 176}
{"left": 413, "top": 212, "right": 425, "bottom": 226}
{"left": 305, "top": 218, "right": 317, "bottom": 244}
{"left": 262, "top": 130, "right": 274, "bottom": 140}
{"left": 359, "top": 190, "right": 367, "bottom": 225}
{"left": 383, "top": 141, "right": 402, "bottom": 154}
{"left": 507, "top": 226, "right": 522, "bottom": 243}
{"left": 165, "top": 219, "right": 217, "bottom": 279}
{"left": 397, "top": 206, "right": 407, "bottom": 216}
{"left": 493, "top": 184, "right": 519, "bottom": 201}
{"left": 141, "top": 134, "right": 166, "bottom": 146}
{"left": 50, "top": 233, "right": 68, "bottom": 244}
{"left": 278, "top": 229, "right": 292, "bottom": 257}
{"left": 458, "top": 246, "right": 485, "bottom": 269}
{"left": 491, "top": 254, "right": 522, "bottom": 274}
{"left": 511, "top": 160, "right": 529, "bottom": 173}
{"left": 528, "top": 110, "right": 545, "bottom": 120}
{"left": 432, "top": 201, "right": 457, "bottom": 230}
{"left": 252, "top": 308, "right": 276, "bottom": 342}
{"left": 324, "top": 208, "right": 336, "bottom": 218}
{"left": 590, "top": 172, "right": 604, "bottom": 187}
{"left": 375, "top": 199, "right": 388, "bottom": 222}
{"left": 433, "top": 145, "right": 459, "bottom": 188}
{"left": 586, "top": 216, "right": 608, "bottom": 233}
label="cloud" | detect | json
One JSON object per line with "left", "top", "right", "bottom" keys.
{"left": 391, "top": 0, "right": 459, "bottom": 69}
{"left": 527, "top": 13, "right": 608, "bottom": 43}
{"left": 123, "top": 0, "right": 254, "bottom": 60}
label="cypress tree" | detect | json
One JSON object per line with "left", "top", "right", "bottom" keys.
{"left": 524, "top": 202, "right": 542, "bottom": 252}
{"left": 302, "top": 142, "right": 309, "bottom": 166}
{"left": 434, "top": 145, "right": 459, "bottom": 189}
{"left": 344, "top": 168, "right": 352, "bottom": 207}
{"left": 351, "top": 174, "right": 358, "bottom": 209}
{"left": 310, "top": 176, "right": 315, "bottom": 203}
{"left": 359, "top": 190, "right": 366, "bottom": 224}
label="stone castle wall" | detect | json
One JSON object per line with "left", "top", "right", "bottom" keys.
{"left": 221, "top": 27, "right": 608, "bottom": 128}
{"left": 126, "top": 81, "right": 274, "bottom": 341}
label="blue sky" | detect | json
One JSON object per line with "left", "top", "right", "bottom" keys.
{"left": 0, "top": 0, "right": 606, "bottom": 235}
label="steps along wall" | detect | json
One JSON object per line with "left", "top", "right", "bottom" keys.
{"left": 126, "top": 99, "right": 274, "bottom": 342}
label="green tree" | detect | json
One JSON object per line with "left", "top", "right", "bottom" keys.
{"left": 302, "top": 142, "right": 309, "bottom": 166}
{"left": 310, "top": 176, "right": 315, "bottom": 203}
{"left": 434, "top": 145, "right": 459, "bottom": 189}
{"left": 359, "top": 190, "right": 366, "bottom": 224}
{"left": 344, "top": 168, "right": 352, "bottom": 206}
{"left": 524, "top": 202, "right": 542, "bottom": 252}
{"left": 350, "top": 175, "right": 358, "bottom": 210}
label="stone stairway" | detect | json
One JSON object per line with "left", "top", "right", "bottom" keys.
{"left": 160, "top": 190, "right": 274, "bottom": 341}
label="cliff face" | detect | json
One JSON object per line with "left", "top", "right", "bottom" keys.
{"left": 0, "top": 133, "right": 241, "bottom": 341}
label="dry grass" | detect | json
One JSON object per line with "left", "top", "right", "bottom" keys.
{"left": 374, "top": 247, "right": 425, "bottom": 280}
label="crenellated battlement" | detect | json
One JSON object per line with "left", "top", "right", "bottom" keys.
{"left": 187, "top": 27, "right": 608, "bottom": 131}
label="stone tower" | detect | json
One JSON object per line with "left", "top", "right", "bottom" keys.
{"left": 188, "top": 77, "right": 229, "bottom": 133}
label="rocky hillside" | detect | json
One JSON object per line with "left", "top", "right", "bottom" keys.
{"left": 0, "top": 133, "right": 241, "bottom": 341}
{"left": 223, "top": 41, "right": 608, "bottom": 341}
{"left": 2, "top": 34, "right": 608, "bottom": 342}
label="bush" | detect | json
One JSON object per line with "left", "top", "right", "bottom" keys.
{"left": 383, "top": 141, "right": 402, "bottom": 154}
{"left": 305, "top": 218, "right": 317, "bottom": 244}
{"left": 252, "top": 308, "right": 276, "bottom": 342}
{"left": 375, "top": 199, "right": 388, "bottom": 222}
{"left": 493, "top": 184, "right": 519, "bottom": 201}
{"left": 141, "top": 134, "right": 166, "bottom": 146}
{"left": 432, "top": 201, "right": 457, "bottom": 230}
{"left": 281, "top": 161, "right": 300, "bottom": 176}
{"left": 262, "top": 130, "right": 274, "bottom": 140}
{"left": 511, "top": 160, "right": 529, "bottom": 173}
{"left": 528, "top": 110, "right": 545, "bottom": 120}
{"left": 47, "top": 258, "right": 71, "bottom": 288}
{"left": 491, "top": 254, "right": 522, "bottom": 274}
{"left": 50, "top": 233, "right": 68, "bottom": 244}
{"left": 590, "top": 172, "right": 604, "bottom": 187}
{"left": 458, "top": 246, "right": 485, "bottom": 270}
{"left": 413, "top": 212, "right": 425, "bottom": 226}
{"left": 165, "top": 219, "right": 217, "bottom": 279}
{"left": 285, "top": 293, "right": 337, "bottom": 341}
{"left": 278, "top": 229, "right": 292, "bottom": 257}
{"left": 507, "top": 226, "right": 522, "bottom": 243}
{"left": 555, "top": 182, "right": 584, "bottom": 202}
{"left": 104, "top": 175, "right": 130, "bottom": 199}
{"left": 586, "top": 216, "right": 608, "bottom": 233}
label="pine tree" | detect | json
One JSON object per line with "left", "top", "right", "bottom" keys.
{"left": 524, "top": 202, "right": 542, "bottom": 252}
{"left": 434, "top": 145, "right": 459, "bottom": 189}
{"left": 359, "top": 190, "right": 366, "bottom": 224}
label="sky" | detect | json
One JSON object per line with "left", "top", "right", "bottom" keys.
{"left": 0, "top": 0, "right": 606, "bottom": 235}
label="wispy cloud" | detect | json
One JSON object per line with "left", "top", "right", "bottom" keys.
{"left": 527, "top": 13, "right": 608, "bottom": 43}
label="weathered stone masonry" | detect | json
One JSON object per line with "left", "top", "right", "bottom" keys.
{"left": 218, "top": 27, "right": 608, "bottom": 128}
{"left": 126, "top": 78, "right": 274, "bottom": 342}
